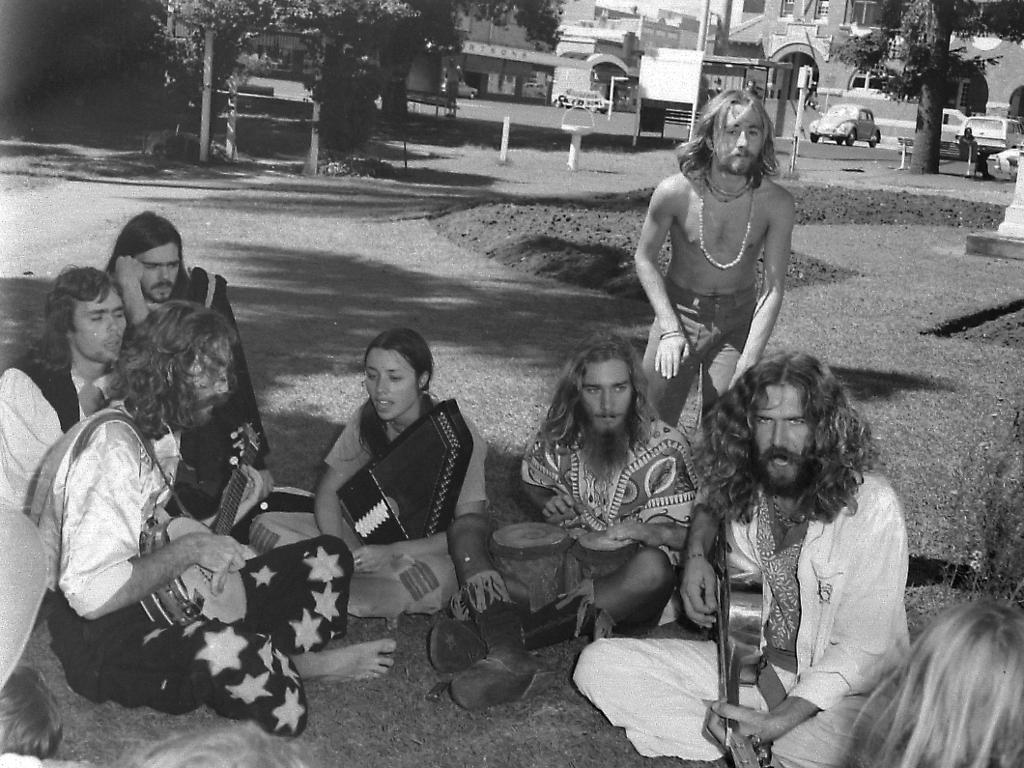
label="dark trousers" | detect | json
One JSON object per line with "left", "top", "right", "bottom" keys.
{"left": 48, "top": 536, "right": 352, "bottom": 736}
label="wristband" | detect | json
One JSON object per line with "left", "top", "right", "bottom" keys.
{"left": 685, "top": 551, "right": 706, "bottom": 560}
{"left": 659, "top": 330, "right": 683, "bottom": 341}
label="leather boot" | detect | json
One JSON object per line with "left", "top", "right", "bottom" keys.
{"left": 449, "top": 601, "right": 546, "bottom": 710}
{"left": 428, "top": 617, "right": 486, "bottom": 673}
{"left": 523, "top": 594, "right": 613, "bottom": 650}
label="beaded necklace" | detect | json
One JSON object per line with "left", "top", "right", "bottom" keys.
{"left": 698, "top": 189, "right": 753, "bottom": 270}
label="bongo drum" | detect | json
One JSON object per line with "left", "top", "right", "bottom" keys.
{"left": 570, "top": 531, "right": 641, "bottom": 582}
{"left": 490, "top": 522, "right": 571, "bottom": 611}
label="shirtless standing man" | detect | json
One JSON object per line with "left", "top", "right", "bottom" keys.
{"left": 637, "top": 89, "right": 795, "bottom": 427}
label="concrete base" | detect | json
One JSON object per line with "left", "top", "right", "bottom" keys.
{"left": 965, "top": 232, "right": 1024, "bottom": 260}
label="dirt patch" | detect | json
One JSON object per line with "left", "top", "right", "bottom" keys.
{"left": 925, "top": 297, "right": 1024, "bottom": 349}
{"left": 431, "top": 184, "right": 1004, "bottom": 301}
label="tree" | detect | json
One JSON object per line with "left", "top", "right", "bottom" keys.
{"left": 374, "top": 0, "right": 562, "bottom": 118}
{"left": 282, "top": 0, "right": 562, "bottom": 154}
{"left": 0, "top": 0, "right": 168, "bottom": 109}
{"left": 836, "top": 0, "right": 1024, "bottom": 174}
{"left": 163, "top": 0, "right": 279, "bottom": 112}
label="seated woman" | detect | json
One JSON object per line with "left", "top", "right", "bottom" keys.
{"left": 252, "top": 329, "right": 487, "bottom": 619}
{"left": 850, "top": 598, "right": 1024, "bottom": 768}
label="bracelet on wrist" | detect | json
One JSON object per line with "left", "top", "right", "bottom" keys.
{"left": 659, "top": 330, "right": 683, "bottom": 341}
{"left": 685, "top": 550, "right": 707, "bottom": 560}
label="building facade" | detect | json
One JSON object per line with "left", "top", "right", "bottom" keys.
{"left": 726, "top": 0, "right": 1024, "bottom": 119}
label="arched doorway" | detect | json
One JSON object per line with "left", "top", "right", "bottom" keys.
{"left": 772, "top": 46, "right": 818, "bottom": 101}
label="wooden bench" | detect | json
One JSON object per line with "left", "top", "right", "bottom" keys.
{"left": 896, "top": 136, "right": 914, "bottom": 170}
{"left": 407, "top": 90, "right": 455, "bottom": 118}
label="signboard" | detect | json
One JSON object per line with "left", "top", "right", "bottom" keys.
{"left": 638, "top": 48, "right": 703, "bottom": 103}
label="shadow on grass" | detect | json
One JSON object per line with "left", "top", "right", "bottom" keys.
{"left": 831, "top": 365, "right": 955, "bottom": 400}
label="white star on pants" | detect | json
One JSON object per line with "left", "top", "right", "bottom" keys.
{"left": 312, "top": 583, "right": 342, "bottom": 621}
{"left": 227, "top": 671, "right": 272, "bottom": 704}
{"left": 272, "top": 687, "right": 305, "bottom": 734}
{"left": 290, "top": 609, "right": 323, "bottom": 653}
{"left": 196, "top": 626, "right": 248, "bottom": 677}
{"left": 304, "top": 545, "right": 344, "bottom": 583}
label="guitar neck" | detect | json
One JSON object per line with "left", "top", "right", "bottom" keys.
{"left": 208, "top": 425, "right": 259, "bottom": 536}
{"left": 210, "top": 468, "right": 247, "bottom": 535}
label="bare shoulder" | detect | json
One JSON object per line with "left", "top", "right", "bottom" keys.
{"left": 756, "top": 177, "right": 795, "bottom": 213}
{"left": 652, "top": 172, "right": 696, "bottom": 203}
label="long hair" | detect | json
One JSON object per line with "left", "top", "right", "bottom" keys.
{"left": 115, "top": 301, "right": 236, "bottom": 439}
{"left": 675, "top": 89, "right": 778, "bottom": 187}
{"left": 537, "top": 332, "right": 652, "bottom": 450}
{"left": 697, "top": 351, "right": 877, "bottom": 523}
{"left": 115, "top": 722, "right": 320, "bottom": 768}
{"left": 0, "top": 665, "right": 62, "bottom": 759}
{"left": 854, "top": 600, "right": 1024, "bottom": 768}
{"left": 106, "top": 211, "right": 189, "bottom": 297}
{"left": 357, "top": 328, "right": 434, "bottom": 458}
{"left": 32, "top": 266, "right": 118, "bottom": 372}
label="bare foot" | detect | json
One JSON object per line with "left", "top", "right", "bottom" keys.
{"left": 293, "top": 638, "right": 397, "bottom": 681}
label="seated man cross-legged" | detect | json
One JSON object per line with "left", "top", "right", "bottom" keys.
{"left": 574, "top": 351, "right": 909, "bottom": 768}
{"left": 431, "top": 332, "right": 697, "bottom": 710}
{"left": 33, "top": 301, "right": 394, "bottom": 736}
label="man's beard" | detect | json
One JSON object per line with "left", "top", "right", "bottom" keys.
{"left": 581, "top": 423, "right": 630, "bottom": 482}
{"left": 145, "top": 281, "right": 175, "bottom": 304}
{"left": 191, "top": 391, "right": 231, "bottom": 426}
{"left": 753, "top": 446, "right": 817, "bottom": 498}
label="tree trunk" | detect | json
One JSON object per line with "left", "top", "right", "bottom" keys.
{"left": 910, "top": 0, "right": 954, "bottom": 174}
{"left": 381, "top": 76, "right": 409, "bottom": 118}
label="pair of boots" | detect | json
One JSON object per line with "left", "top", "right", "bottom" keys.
{"left": 429, "top": 582, "right": 607, "bottom": 710}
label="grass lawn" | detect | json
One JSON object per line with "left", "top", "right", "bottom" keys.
{"left": 2, "top": 101, "right": 1022, "bottom": 768}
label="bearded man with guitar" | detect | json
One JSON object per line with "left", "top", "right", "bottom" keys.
{"left": 574, "top": 352, "right": 909, "bottom": 768}
{"left": 34, "top": 301, "right": 395, "bottom": 736}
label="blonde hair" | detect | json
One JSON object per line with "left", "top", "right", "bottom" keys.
{"left": 856, "top": 599, "right": 1024, "bottom": 768}
{"left": 116, "top": 723, "right": 320, "bottom": 768}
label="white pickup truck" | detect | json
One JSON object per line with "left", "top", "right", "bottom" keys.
{"left": 552, "top": 89, "right": 610, "bottom": 112}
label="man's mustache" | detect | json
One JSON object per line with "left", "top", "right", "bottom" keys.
{"left": 762, "top": 446, "right": 802, "bottom": 463}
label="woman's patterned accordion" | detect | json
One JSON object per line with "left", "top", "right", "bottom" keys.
{"left": 338, "top": 399, "right": 473, "bottom": 544}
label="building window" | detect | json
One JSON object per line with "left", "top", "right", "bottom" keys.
{"left": 849, "top": 70, "right": 886, "bottom": 91}
{"left": 780, "top": 0, "right": 795, "bottom": 15}
{"left": 814, "top": 0, "right": 830, "bottom": 18}
{"left": 849, "top": 0, "right": 883, "bottom": 26}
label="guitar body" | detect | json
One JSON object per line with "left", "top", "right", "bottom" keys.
{"left": 707, "top": 523, "right": 772, "bottom": 768}
{"left": 139, "top": 424, "right": 260, "bottom": 627}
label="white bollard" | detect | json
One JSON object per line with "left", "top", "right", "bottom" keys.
{"left": 567, "top": 133, "right": 584, "bottom": 171}
{"left": 499, "top": 116, "right": 511, "bottom": 164}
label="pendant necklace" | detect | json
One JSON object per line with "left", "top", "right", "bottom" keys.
{"left": 698, "top": 187, "right": 753, "bottom": 270}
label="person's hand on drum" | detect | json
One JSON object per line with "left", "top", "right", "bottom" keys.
{"left": 352, "top": 544, "right": 391, "bottom": 573}
{"left": 604, "top": 520, "right": 659, "bottom": 547}
{"left": 541, "top": 490, "right": 584, "bottom": 527}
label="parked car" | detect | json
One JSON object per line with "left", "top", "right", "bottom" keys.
{"left": 956, "top": 116, "right": 1024, "bottom": 159}
{"left": 522, "top": 81, "right": 547, "bottom": 100}
{"left": 457, "top": 82, "right": 477, "bottom": 99}
{"left": 986, "top": 145, "right": 1021, "bottom": 181}
{"left": 808, "top": 103, "right": 881, "bottom": 147}
{"left": 552, "top": 89, "right": 610, "bottom": 112}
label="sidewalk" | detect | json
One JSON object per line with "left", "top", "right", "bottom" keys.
{"left": 2, "top": 134, "right": 1016, "bottom": 216}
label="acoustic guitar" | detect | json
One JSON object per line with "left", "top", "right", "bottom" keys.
{"left": 139, "top": 425, "right": 260, "bottom": 626}
{"left": 704, "top": 521, "right": 772, "bottom": 768}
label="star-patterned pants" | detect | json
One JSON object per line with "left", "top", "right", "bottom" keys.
{"left": 48, "top": 536, "right": 352, "bottom": 736}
